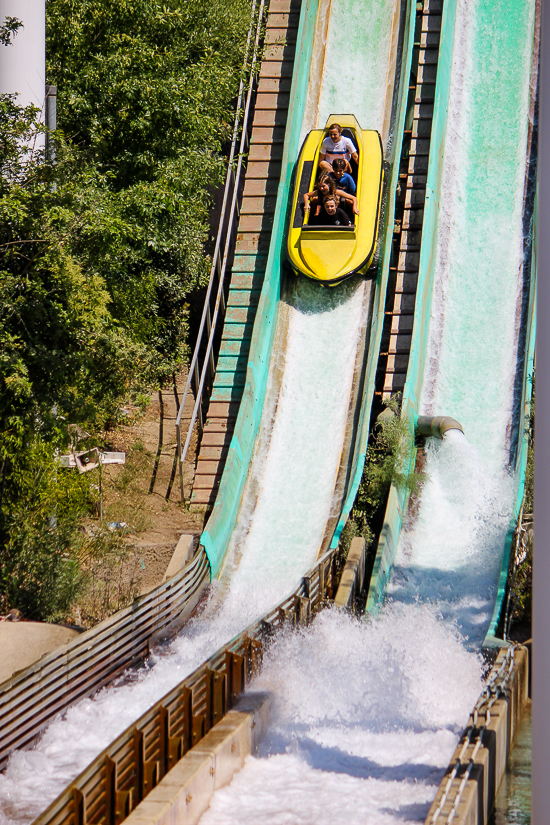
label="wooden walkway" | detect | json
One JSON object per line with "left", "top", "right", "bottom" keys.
{"left": 191, "top": 0, "right": 301, "bottom": 508}
{"left": 376, "top": 0, "right": 442, "bottom": 401}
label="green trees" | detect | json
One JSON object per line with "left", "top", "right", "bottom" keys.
{"left": 0, "top": 0, "right": 252, "bottom": 619}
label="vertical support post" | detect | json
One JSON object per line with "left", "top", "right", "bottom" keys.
{"left": 74, "top": 788, "right": 85, "bottom": 825}
{"left": 158, "top": 705, "right": 169, "bottom": 780}
{"left": 105, "top": 756, "right": 116, "bottom": 825}
{"left": 182, "top": 686, "right": 193, "bottom": 754}
{"left": 133, "top": 729, "right": 144, "bottom": 804}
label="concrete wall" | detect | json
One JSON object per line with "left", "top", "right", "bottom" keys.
{"left": 121, "top": 693, "right": 269, "bottom": 825}
{"left": 425, "top": 646, "right": 529, "bottom": 825}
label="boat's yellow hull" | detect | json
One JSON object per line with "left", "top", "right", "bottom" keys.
{"left": 286, "top": 115, "right": 383, "bottom": 287}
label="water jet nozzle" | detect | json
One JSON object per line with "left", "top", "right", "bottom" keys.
{"left": 416, "top": 415, "right": 464, "bottom": 439}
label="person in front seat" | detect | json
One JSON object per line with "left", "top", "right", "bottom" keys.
{"left": 309, "top": 195, "right": 351, "bottom": 226}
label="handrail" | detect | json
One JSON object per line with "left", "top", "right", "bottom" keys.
{"left": 176, "top": 0, "right": 267, "bottom": 501}
{"left": 33, "top": 547, "right": 339, "bottom": 825}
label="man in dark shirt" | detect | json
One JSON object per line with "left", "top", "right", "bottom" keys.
{"left": 309, "top": 196, "right": 351, "bottom": 226}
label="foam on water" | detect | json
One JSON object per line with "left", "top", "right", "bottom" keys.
{"left": 199, "top": 607, "right": 483, "bottom": 825}
{"left": 0, "top": 0, "right": 536, "bottom": 822}
{"left": 421, "top": 0, "right": 535, "bottom": 467}
{"left": 220, "top": 276, "right": 368, "bottom": 614}
{"left": 317, "top": 0, "right": 396, "bottom": 131}
{"left": 388, "top": 431, "right": 515, "bottom": 647}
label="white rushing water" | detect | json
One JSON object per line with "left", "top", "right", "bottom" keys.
{"left": 0, "top": 0, "right": 397, "bottom": 817}
{"left": 200, "top": 607, "right": 483, "bottom": 825}
{"left": 0, "top": 277, "right": 370, "bottom": 825}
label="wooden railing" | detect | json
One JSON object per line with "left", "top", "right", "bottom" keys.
{"left": 0, "top": 548, "right": 210, "bottom": 768}
{"left": 34, "top": 549, "right": 338, "bottom": 825}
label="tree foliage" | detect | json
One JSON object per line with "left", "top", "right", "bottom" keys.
{"left": 344, "top": 397, "right": 425, "bottom": 561}
{"left": 0, "top": 0, "right": 252, "bottom": 619}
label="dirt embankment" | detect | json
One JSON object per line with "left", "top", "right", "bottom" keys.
{"left": 71, "top": 371, "right": 208, "bottom": 626}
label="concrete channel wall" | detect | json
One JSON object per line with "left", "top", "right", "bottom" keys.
{"left": 425, "top": 645, "right": 529, "bottom": 825}
{"left": 119, "top": 693, "right": 269, "bottom": 825}
{"left": 334, "top": 537, "right": 367, "bottom": 610}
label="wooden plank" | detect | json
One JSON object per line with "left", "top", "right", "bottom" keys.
{"left": 206, "top": 402, "right": 241, "bottom": 418}
{"left": 213, "top": 371, "right": 246, "bottom": 390}
{"left": 255, "top": 92, "right": 290, "bottom": 110}
{"left": 198, "top": 446, "right": 229, "bottom": 462}
{"left": 392, "top": 293, "right": 416, "bottom": 313}
{"left": 210, "top": 386, "right": 246, "bottom": 403}
{"left": 240, "top": 193, "right": 278, "bottom": 213}
{"left": 195, "top": 460, "right": 231, "bottom": 475}
{"left": 231, "top": 253, "right": 268, "bottom": 271}
{"left": 259, "top": 59, "right": 294, "bottom": 79}
{"left": 412, "top": 119, "right": 432, "bottom": 138}
{"left": 388, "top": 334, "right": 412, "bottom": 353}
{"left": 257, "top": 78, "right": 293, "bottom": 95}
{"left": 191, "top": 488, "right": 218, "bottom": 505}
{"left": 242, "top": 176, "right": 280, "bottom": 196}
{"left": 226, "top": 289, "right": 261, "bottom": 308}
{"left": 200, "top": 432, "right": 232, "bottom": 448}
{"left": 248, "top": 143, "right": 284, "bottom": 162}
{"left": 266, "top": 13, "right": 300, "bottom": 28}
{"left": 397, "top": 250, "right": 420, "bottom": 271}
{"left": 390, "top": 314, "right": 414, "bottom": 333}
{"left": 201, "top": 420, "right": 235, "bottom": 434}
{"left": 251, "top": 108, "right": 288, "bottom": 128}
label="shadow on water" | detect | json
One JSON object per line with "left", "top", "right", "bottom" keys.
{"left": 261, "top": 733, "right": 444, "bottom": 784}
{"left": 388, "top": 564, "right": 496, "bottom": 648}
{"left": 280, "top": 266, "right": 366, "bottom": 316}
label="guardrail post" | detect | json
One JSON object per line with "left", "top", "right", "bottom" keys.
{"left": 244, "top": 637, "right": 262, "bottom": 679}
{"left": 133, "top": 729, "right": 144, "bottom": 804}
{"left": 73, "top": 788, "right": 85, "bottom": 825}
{"left": 143, "top": 759, "right": 158, "bottom": 797}
{"left": 105, "top": 756, "right": 116, "bottom": 825}
{"left": 213, "top": 671, "right": 226, "bottom": 726}
{"left": 225, "top": 651, "right": 245, "bottom": 706}
{"left": 192, "top": 712, "right": 205, "bottom": 747}
{"left": 159, "top": 704, "right": 169, "bottom": 779}
{"left": 181, "top": 686, "right": 193, "bottom": 754}
{"left": 299, "top": 597, "right": 311, "bottom": 625}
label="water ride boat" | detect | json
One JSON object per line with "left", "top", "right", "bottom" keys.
{"left": 286, "top": 114, "right": 383, "bottom": 287}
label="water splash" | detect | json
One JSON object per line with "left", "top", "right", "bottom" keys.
{"left": 199, "top": 607, "right": 483, "bottom": 825}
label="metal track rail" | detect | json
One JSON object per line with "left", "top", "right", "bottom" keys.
{"left": 33, "top": 547, "right": 343, "bottom": 825}
{"left": 376, "top": 0, "right": 443, "bottom": 401}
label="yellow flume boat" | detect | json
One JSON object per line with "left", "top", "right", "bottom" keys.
{"left": 286, "top": 115, "right": 383, "bottom": 287}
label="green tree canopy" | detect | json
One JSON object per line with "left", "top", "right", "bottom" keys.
{"left": 0, "top": 0, "right": 253, "bottom": 619}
